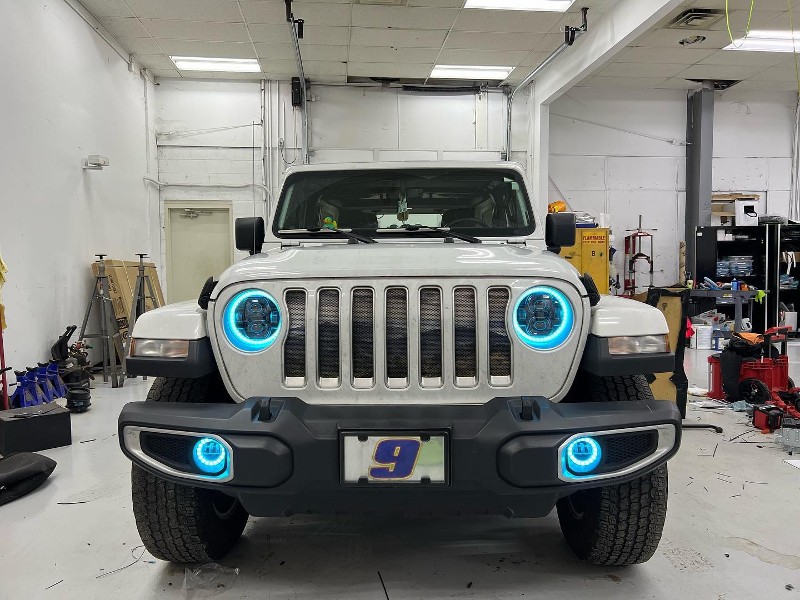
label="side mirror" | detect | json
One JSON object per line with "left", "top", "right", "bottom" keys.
{"left": 235, "top": 217, "right": 265, "bottom": 255}
{"left": 545, "top": 212, "right": 576, "bottom": 252}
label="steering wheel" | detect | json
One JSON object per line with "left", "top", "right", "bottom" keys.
{"left": 444, "top": 218, "right": 489, "bottom": 228}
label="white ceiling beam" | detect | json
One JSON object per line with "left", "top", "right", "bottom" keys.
{"left": 533, "top": 0, "right": 685, "bottom": 105}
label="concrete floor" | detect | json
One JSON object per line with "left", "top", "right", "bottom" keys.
{"left": 1, "top": 349, "right": 799, "bottom": 599}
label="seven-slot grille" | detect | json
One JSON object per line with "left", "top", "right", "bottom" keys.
{"left": 282, "top": 284, "right": 512, "bottom": 389}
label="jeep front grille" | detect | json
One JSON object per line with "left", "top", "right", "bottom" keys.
{"left": 282, "top": 283, "right": 513, "bottom": 390}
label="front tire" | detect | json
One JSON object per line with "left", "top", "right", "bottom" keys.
{"left": 557, "top": 373, "right": 669, "bottom": 565}
{"left": 131, "top": 375, "right": 248, "bottom": 563}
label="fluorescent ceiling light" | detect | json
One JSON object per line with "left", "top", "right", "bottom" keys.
{"left": 464, "top": 0, "right": 574, "bottom": 12}
{"left": 430, "top": 64, "right": 514, "bottom": 80}
{"left": 170, "top": 56, "right": 261, "bottom": 72}
{"left": 724, "top": 31, "right": 800, "bottom": 53}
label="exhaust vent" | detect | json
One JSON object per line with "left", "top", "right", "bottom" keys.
{"left": 668, "top": 9, "right": 724, "bottom": 30}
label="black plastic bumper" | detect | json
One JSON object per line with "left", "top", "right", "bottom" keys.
{"left": 118, "top": 397, "right": 681, "bottom": 518}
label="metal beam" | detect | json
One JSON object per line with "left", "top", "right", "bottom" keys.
{"left": 685, "top": 84, "right": 714, "bottom": 278}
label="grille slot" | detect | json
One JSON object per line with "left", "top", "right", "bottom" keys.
{"left": 385, "top": 287, "right": 409, "bottom": 384}
{"left": 140, "top": 432, "right": 195, "bottom": 473}
{"left": 352, "top": 288, "right": 375, "bottom": 384}
{"left": 453, "top": 287, "right": 477, "bottom": 385}
{"left": 600, "top": 431, "right": 659, "bottom": 473}
{"left": 488, "top": 287, "right": 512, "bottom": 383}
{"left": 419, "top": 287, "right": 443, "bottom": 384}
{"left": 317, "top": 289, "right": 340, "bottom": 383}
{"left": 284, "top": 290, "right": 306, "bottom": 382}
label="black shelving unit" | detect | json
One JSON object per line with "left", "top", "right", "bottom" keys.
{"left": 695, "top": 224, "right": 800, "bottom": 333}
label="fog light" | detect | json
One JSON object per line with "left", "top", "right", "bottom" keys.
{"left": 565, "top": 436, "right": 602, "bottom": 474}
{"left": 193, "top": 437, "right": 227, "bottom": 474}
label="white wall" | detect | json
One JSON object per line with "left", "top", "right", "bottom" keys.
{"left": 0, "top": 0, "right": 153, "bottom": 368}
{"left": 547, "top": 86, "right": 796, "bottom": 287}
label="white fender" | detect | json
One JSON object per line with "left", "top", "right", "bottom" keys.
{"left": 130, "top": 300, "right": 207, "bottom": 340}
{"left": 590, "top": 296, "right": 668, "bottom": 337}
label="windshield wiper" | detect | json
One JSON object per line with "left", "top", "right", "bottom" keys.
{"left": 278, "top": 228, "right": 377, "bottom": 244}
{"left": 376, "top": 225, "right": 482, "bottom": 244}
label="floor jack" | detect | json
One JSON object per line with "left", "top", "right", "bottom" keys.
{"left": 78, "top": 255, "right": 125, "bottom": 388}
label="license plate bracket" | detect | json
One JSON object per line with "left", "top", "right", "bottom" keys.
{"left": 340, "top": 431, "right": 449, "bottom": 485}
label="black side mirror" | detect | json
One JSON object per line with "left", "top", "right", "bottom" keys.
{"left": 235, "top": 217, "right": 265, "bottom": 255}
{"left": 545, "top": 212, "right": 576, "bottom": 253}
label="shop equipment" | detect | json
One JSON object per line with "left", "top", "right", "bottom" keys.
{"left": 30, "top": 365, "right": 57, "bottom": 403}
{"left": 562, "top": 227, "right": 611, "bottom": 294}
{"left": 78, "top": 255, "right": 124, "bottom": 388}
{"left": 623, "top": 215, "right": 656, "bottom": 296}
{"left": 124, "top": 253, "right": 161, "bottom": 372}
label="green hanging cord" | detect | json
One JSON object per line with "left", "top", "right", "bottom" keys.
{"left": 725, "top": 0, "right": 755, "bottom": 48}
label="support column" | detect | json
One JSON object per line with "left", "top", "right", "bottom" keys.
{"left": 685, "top": 85, "right": 714, "bottom": 278}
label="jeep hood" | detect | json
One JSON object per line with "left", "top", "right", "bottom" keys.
{"left": 212, "top": 243, "right": 586, "bottom": 298}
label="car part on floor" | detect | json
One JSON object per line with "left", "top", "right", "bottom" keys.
{"left": 0, "top": 453, "right": 57, "bottom": 507}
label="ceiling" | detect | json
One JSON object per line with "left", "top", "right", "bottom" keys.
{"left": 78, "top": 0, "right": 800, "bottom": 90}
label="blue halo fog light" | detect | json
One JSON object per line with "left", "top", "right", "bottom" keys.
{"left": 565, "top": 437, "right": 602, "bottom": 474}
{"left": 193, "top": 437, "right": 228, "bottom": 474}
{"left": 223, "top": 289, "right": 281, "bottom": 353}
{"left": 513, "top": 286, "right": 574, "bottom": 350}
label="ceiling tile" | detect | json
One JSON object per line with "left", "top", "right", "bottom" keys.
{"left": 749, "top": 62, "right": 800, "bottom": 81}
{"left": 453, "top": 9, "right": 562, "bottom": 33}
{"left": 155, "top": 40, "right": 257, "bottom": 59}
{"left": 407, "top": 0, "right": 465, "bottom": 6}
{"left": 677, "top": 63, "right": 764, "bottom": 79}
{"left": 352, "top": 6, "right": 458, "bottom": 30}
{"left": 653, "top": 77, "right": 703, "bottom": 90}
{"left": 733, "top": 79, "right": 800, "bottom": 91}
{"left": 134, "top": 54, "right": 176, "bottom": 70}
{"left": 347, "top": 62, "right": 433, "bottom": 78}
{"left": 618, "top": 46, "right": 717, "bottom": 64}
{"left": 596, "top": 62, "right": 689, "bottom": 78}
{"left": 124, "top": 0, "right": 244, "bottom": 22}
{"left": 242, "top": 1, "right": 351, "bottom": 26}
{"left": 706, "top": 10, "right": 785, "bottom": 32}
{"left": 350, "top": 27, "right": 447, "bottom": 48}
{"left": 520, "top": 51, "right": 558, "bottom": 66}
{"left": 150, "top": 68, "right": 182, "bottom": 79}
{"left": 631, "top": 28, "right": 731, "bottom": 49}
{"left": 444, "top": 31, "right": 538, "bottom": 51}
{"left": 77, "top": 0, "right": 134, "bottom": 18}
{"left": 579, "top": 76, "right": 671, "bottom": 88}
{"left": 436, "top": 49, "right": 529, "bottom": 66}
{"left": 249, "top": 24, "right": 350, "bottom": 44}
{"left": 141, "top": 19, "right": 251, "bottom": 42}
{"left": 260, "top": 59, "right": 347, "bottom": 76}
{"left": 116, "top": 36, "right": 163, "bottom": 54}
{"left": 348, "top": 46, "right": 441, "bottom": 63}
{"left": 689, "top": 0, "right": 800, "bottom": 9}
{"left": 100, "top": 17, "right": 149, "bottom": 38}
{"left": 699, "top": 49, "right": 790, "bottom": 67}
{"left": 253, "top": 44, "right": 296, "bottom": 60}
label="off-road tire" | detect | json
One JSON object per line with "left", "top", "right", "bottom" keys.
{"left": 131, "top": 375, "right": 248, "bottom": 563}
{"left": 556, "top": 373, "right": 669, "bottom": 566}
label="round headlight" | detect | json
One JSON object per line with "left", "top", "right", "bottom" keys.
{"left": 513, "top": 286, "right": 574, "bottom": 350}
{"left": 223, "top": 290, "right": 281, "bottom": 352}
{"left": 193, "top": 437, "right": 228, "bottom": 475}
{"left": 565, "top": 436, "right": 602, "bottom": 475}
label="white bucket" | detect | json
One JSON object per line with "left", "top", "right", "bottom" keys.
{"left": 782, "top": 311, "right": 798, "bottom": 332}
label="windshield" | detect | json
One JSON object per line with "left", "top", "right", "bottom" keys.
{"left": 273, "top": 168, "right": 535, "bottom": 238}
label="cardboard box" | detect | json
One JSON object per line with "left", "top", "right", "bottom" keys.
{"left": 90, "top": 260, "right": 165, "bottom": 342}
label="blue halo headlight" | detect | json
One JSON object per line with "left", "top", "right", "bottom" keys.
{"left": 223, "top": 290, "right": 281, "bottom": 353}
{"left": 513, "top": 286, "right": 574, "bottom": 350}
{"left": 565, "top": 436, "right": 602, "bottom": 475}
{"left": 193, "top": 437, "right": 228, "bottom": 475}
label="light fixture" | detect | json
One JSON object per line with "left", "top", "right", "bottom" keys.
{"left": 464, "top": 0, "right": 574, "bottom": 11}
{"left": 513, "top": 286, "right": 574, "bottom": 350}
{"left": 169, "top": 56, "right": 261, "bottom": 72}
{"left": 223, "top": 289, "right": 282, "bottom": 353}
{"left": 192, "top": 437, "right": 228, "bottom": 475}
{"left": 430, "top": 65, "right": 514, "bottom": 80}
{"left": 564, "top": 436, "right": 602, "bottom": 475}
{"left": 724, "top": 31, "right": 800, "bottom": 53}
{"left": 679, "top": 35, "right": 707, "bottom": 46}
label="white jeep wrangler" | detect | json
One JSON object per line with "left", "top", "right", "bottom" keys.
{"left": 119, "top": 162, "right": 680, "bottom": 566}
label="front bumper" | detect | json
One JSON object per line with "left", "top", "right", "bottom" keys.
{"left": 118, "top": 397, "right": 681, "bottom": 518}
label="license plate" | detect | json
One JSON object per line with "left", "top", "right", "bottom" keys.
{"left": 341, "top": 433, "right": 447, "bottom": 484}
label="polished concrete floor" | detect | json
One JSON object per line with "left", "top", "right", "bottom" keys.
{"left": 1, "top": 348, "right": 799, "bottom": 599}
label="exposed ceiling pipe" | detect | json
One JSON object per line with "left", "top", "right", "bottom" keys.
{"left": 503, "top": 7, "right": 588, "bottom": 161}
{"left": 286, "top": 0, "right": 310, "bottom": 165}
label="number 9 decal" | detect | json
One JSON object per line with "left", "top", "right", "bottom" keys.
{"left": 369, "top": 438, "right": 422, "bottom": 480}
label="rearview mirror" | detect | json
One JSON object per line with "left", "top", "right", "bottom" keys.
{"left": 545, "top": 212, "right": 576, "bottom": 252}
{"left": 235, "top": 217, "right": 265, "bottom": 255}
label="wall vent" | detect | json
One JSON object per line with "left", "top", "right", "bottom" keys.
{"left": 668, "top": 9, "right": 724, "bottom": 30}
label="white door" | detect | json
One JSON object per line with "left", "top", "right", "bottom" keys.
{"left": 167, "top": 206, "right": 233, "bottom": 303}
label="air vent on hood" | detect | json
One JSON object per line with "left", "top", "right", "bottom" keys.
{"left": 668, "top": 9, "right": 724, "bottom": 29}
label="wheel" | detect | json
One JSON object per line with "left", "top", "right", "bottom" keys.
{"left": 131, "top": 375, "right": 248, "bottom": 563}
{"left": 556, "top": 373, "right": 669, "bottom": 565}
{"left": 738, "top": 378, "right": 771, "bottom": 404}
